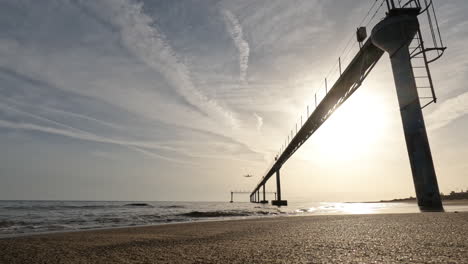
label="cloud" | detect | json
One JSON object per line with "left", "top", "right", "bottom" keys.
{"left": 0, "top": 100, "right": 94, "bottom": 137}
{"left": 0, "top": 117, "right": 198, "bottom": 165}
{"left": 426, "top": 92, "right": 468, "bottom": 130}
{"left": 254, "top": 113, "right": 263, "bottom": 132}
{"left": 0, "top": 97, "right": 262, "bottom": 163}
{"left": 81, "top": 0, "right": 239, "bottom": 129}
{"left": 39, "top": 106, "right": 123, "bottom": 130}
{"left": 221, "top": 8, "right": 250, "bottom": 83}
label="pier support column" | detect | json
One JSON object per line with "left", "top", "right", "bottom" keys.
{"left": 371, "top": 11, "right": 443, "bottom": 211}
{"left": 276, "top": 170, "right": 281, "bottom": 201}
{"left": 272, "top": 169, "right": 288, "bottom": 206}
{"left": 263, "top": 185, "right": 265, "bottom": 201}
{"left": 260, "top": 185, "right": 268, "bottom": 204}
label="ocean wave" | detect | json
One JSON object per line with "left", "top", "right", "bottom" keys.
{"left": 124, "top": 203, "right": 153, "bottom": 207}
{"left": 0, "top": 220, "right": 15, "bottom": 228}
{"left": 255, "top": 211, "right": 279, "bottom": 215}
{"left": 3, "top": 205, "right": 119, "bottom": 210}
{"left": 0, "top": 201, "right": 296, "bottom": 237}
{"left": 179, "top": 210, "right": 251, "bottom": 218}
{"left": 160, "top": 205, "right": 185, "bottom": 209}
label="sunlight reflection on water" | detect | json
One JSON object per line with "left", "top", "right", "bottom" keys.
{"left": 293, "top": 202, "right": 421, "bottom": 215}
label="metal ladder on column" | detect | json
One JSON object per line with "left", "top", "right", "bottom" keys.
{"left": 404, "top": 0, "right": 447, "bottom": 109}
{"left": 409, "top": 29, "right": 437, "bottom": 109}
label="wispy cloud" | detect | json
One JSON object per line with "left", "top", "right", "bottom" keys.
{"left": 221, "top": 8, "right": 250, "bottom": 83}
{"left": 84, "top": 0, "right": 239, "bottom": 129}
{"left": 0, "top": 117, "right": 197, "bottom": 165}
{"left": 254, "top": 113, "right": 263, "bottom": 132}
{"left": 40, "top": 106, "right": 123, "bottom": 131}
{"left": 426, "top": 92, "right": 468, "bottom": 130}
{"left": 0, "top": 96, "right": 262, "bottom": 163}
{"left": 0, "top": 98, "right": 196, "bottom": 164}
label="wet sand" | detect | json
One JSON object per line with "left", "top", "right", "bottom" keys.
{"left": 1, "top": 212, "right": 467, "bottom": 263}
{"left": 364, "top": 199, "right": 468, "bottom": 205}
{"left": 443, "top": 199, "right": 468, "bottom": 205}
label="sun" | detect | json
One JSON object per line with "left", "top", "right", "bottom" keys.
{"left": 310, "top": 89, "right": 390, "bottom": 160}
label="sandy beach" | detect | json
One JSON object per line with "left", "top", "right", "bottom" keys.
{"left": 1, "top": 212, "right": 467, "bottom": 263}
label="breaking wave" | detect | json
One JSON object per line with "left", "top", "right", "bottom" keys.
{"left": 160, "top": 205, "right": 185, "bottom": 209}
{"left": 125, "top": 203, "right": 152, "bottom": 207}
{"left": 0, "top": 201, "right": 286, "bottom": 237}
{"left": 179, "top": 210, "right": 281, "bottom": 218}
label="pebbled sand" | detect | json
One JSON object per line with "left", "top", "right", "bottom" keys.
{"left": 1, "top": 212, "right": 467, "bottom": 263}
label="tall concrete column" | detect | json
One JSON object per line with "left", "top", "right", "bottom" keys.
{"left": 276, "top": 170, "right": 282, "bottom": 202}
{"left": 272, "top": 169, "right": 287, "bottom": 206}
{"left": 262, "top": 185, "right": 266, "bottom": 201}
{"left": 372, "top": 12, "right": 443, "bottom": 211}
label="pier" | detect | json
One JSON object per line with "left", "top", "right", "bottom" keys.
{"left": 230, "top": 191, "right": 276, "bottom": 204}
{"left": 249, "top": 0, "right": 446, "bottom": 211}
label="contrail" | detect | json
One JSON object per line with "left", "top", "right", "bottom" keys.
{"left": 426, "top": 91, "right": 468, "bottom": 130}
{"left": 0, "top": 118, "right": 197, "bottom": 165}
{"left": 222, "top": 9, "right": 250, "bottom": 83}
{"left": 85, "top": 0, "right": 239, "bottom": 129}
{"left": 0, "top": 101, "right": 197, "bottom": 165}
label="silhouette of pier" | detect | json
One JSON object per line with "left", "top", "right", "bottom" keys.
{"left": 230, "top": 191, "right": 276, "bottom": 203}
{"left": 248, "top": 0, "right": 446, "bottom": 211}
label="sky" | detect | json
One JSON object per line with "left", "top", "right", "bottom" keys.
{"left": 1, "top": 0, "right": 467, "bottom": 202}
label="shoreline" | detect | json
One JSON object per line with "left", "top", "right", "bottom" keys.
{"left": 0, "top": 208, "right": 464, "bottom": 240}
{"left": 2, "top": 199, "right": 468, "bottom": 239}
{"left": 0, "top": 214, "right": 284, "bottom": 240}
{"left": 1, "top": 212, "right": 467, "bottom": 263}
{"left": 357, "top": 198, "right": 468, "bottom": 205}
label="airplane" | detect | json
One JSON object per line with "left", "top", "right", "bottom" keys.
{"left": 243, "top": 174, "right": 253, "bottom": 178}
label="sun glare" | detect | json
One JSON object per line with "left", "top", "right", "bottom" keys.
{"left": 312, "top": 90, "right": 390, "bottom": 160}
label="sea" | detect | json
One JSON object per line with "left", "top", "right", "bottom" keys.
{"left": 1, "top": 200, "right": 467, "bottom": 238}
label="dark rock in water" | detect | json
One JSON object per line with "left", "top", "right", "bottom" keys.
{"left": 180, "top": 211, "right": 250, "bottom": 218}
{"left": 125, "top": 203, "right": 151, "bottom": 207}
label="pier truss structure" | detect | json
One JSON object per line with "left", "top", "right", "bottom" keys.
{"left": 249, "top": 0, "right": 446, "bottom": 211}
{"left": 230, "top": 191, "right": 276, "bottom": 203}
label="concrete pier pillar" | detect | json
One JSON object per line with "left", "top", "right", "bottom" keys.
{"left": 260, "top": 185, "right": 268, "bottom": 204}
{"left": 272, "top": 169, "right": 287, "bottom": 206}
{"left": 371, "top": 12, "right": 443, "bottom": 211}
{"left": 262, "top": 185, "right": 266, "bottom": 201}
{"left": 276, "top": 170, "right": 281, "bottom": 201}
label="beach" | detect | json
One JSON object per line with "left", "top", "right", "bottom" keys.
{"left": 1, "top": 212, "right": 467, "bottom": 263}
